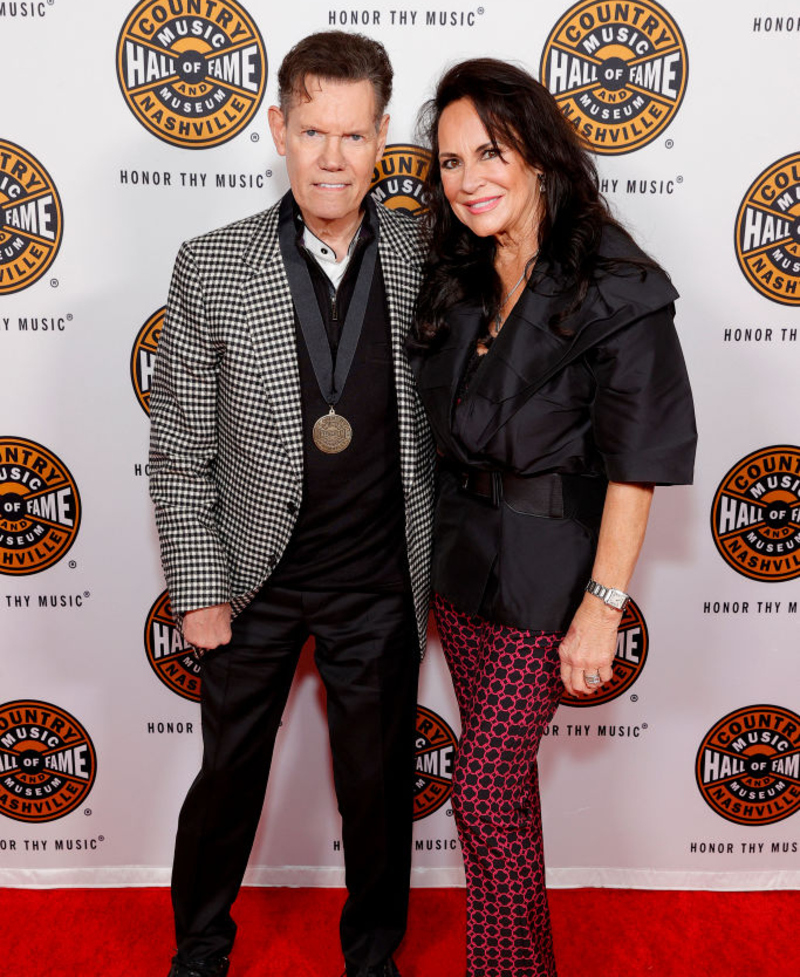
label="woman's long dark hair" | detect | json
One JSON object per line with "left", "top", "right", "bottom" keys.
{"left": 413, "top": 58, "right": 650, "bottom": 344}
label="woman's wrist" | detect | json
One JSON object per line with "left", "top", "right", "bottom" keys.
{"left": 578, "top": 592, "right": 625, "bottom": 626}
{"left": 585, "top": 578, "right": 630, "bottom": 611}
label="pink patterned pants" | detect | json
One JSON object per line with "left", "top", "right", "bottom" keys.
{"left": 434, "top": 594, "right": 564, "bottom": 977}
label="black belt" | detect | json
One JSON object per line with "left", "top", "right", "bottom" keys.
{"left": 456, "top": 468, "right": 607, "bottom": 521}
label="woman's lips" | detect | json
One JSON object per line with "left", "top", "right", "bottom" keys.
{"left": 464, "top": 196, "right": 500, "bottom": 214}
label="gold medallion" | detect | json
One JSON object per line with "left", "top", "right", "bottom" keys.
{"left": 312, "top": 408, "right": 352, "bottom": 454}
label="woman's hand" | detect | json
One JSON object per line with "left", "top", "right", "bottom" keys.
{"left": 558, "top": 481, "right": 655, "bottom": 695}
{"left": 558, "top": 594, "right": 621, "bottom": 696}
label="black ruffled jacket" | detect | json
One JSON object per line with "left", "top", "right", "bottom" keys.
{"left": 408, "top": 227, "right": 697, "bottom": 631}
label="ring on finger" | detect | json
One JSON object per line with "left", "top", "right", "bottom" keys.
{"left": 585, "top": 670, "right": 602, "bottom": 686}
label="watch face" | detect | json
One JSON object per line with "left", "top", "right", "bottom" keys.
{"left": 606, "top": 590, "right": 628, "bottom": 609}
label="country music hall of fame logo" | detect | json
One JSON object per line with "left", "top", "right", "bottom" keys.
{"left": 0, "top": 700, "right": 97, "bottom": 823}
{"left": 0, "top": 140, "right": 63, "bottom": 294}
{"left": 540, "top": 0, "right": 688, "bottom": 154}
{"left": 116, "top": 0, "right": 267, "bottom": 148}
{"left": 560, "top": 597, "right": 649, "bottom": 707}
{"left": 414, "top": 705, "right": 457, "bottom": 820}
{"left": 696, "top": 705, "right": 800, "bottom": 826}
{"left": 710, "top": 446, "right": 800, "bottom": 582}
{"left": 0, "top": 438, "right": 81, "bottom": 576}
{"left": 144, "top": 591, "right": 201, "bottom": 701}
{"left": 370, "top": 145, "right": 430, "bottom": 216}
{"left": 735, "top": 153, "right": 800, "bottom": 306}
{"left": 131, "top": 307, "right": 164, "bottom": 415}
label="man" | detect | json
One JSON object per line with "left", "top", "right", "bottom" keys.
{"left": 149, "top": 31, "right": 434, "bottom": 977}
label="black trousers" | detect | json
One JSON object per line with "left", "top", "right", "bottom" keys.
{"left": 171, "top": 585, "right": 420, "bottom": 970}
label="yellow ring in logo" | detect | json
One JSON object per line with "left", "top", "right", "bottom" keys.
{"left": 0, "top": 437, "right": 81, "bottom": 576}
{"left": 131, "top": 307, "right": 164, "bottom": 416}
{"left": 116, "top": 0, "right": 267, "bottom": 149}
{"left": 144, "top": 590, "right": 202, "bottom": 702}
{"left": 370, "top": 145, "right": 431, "bottom": 216}
{"left": 710, "top": 445, "right": 800, "bottom": 583}
{"left": 540, "top": 0, "right": 688, "bottom": 155}
{"left": 414, "top": 705, "right": 457, "bottom": 821}
{"left": 560, "top": 597, "right": 649, "bottom": 707}
{"left": 0, "top": 699, "right": 97, "bottom": 824}
{"left": 696, "top": 705, "right": 800, "bottom": 826}
{"left": 0, "top": 140, "right": 63, "bottom": 295}
{"left": 735, "top": 153, "right": 800, "bottom": 306}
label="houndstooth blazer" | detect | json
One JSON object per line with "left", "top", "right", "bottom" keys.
{"left": 149, "top": 195, "right": 435, "bottom": 654}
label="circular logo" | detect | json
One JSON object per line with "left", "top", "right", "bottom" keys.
{"left": 116, "top": 0, "right": 267, "bottom": 149}
{"left": 0, "top": 438, "right": 81, "bottom": 576}
{"left": 734, "top": 153, "right": 800, "bottom": 306}
{"left": 560, "top": 597, "right": 649, "bottom": 707}
{"left": 370, "top": 145, "right": 430, "bottom": 216}
{"left": 414, "top": 705, "right": 457, "bottom": 820}
{"left": 711, "top": 446, "right": 800, "bottom": 582}
{"left": 540, "top": 0, "right": 688, "bottom": 155}
{"left": 696, "top": 705, "right": 800, "bottom": 826}
{"left": 144, "top": 591, "right": 201, "bottom": 701}
{"left": 0, "top": 700, "right": 97, "bottom": 823}
{"left": 131, "top": 307, "right": 164, "bottom": 415}
{"left": 0, "top": 140, "right": 63, "bottom": 295}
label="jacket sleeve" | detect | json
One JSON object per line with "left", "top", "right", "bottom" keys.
{"left": 148, "top": 242, "right": 231, "bottom": 617}
{"left": 586, "top": 304, "right": 697, "bottom": 484}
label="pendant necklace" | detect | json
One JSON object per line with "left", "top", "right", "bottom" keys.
{"left": 493, "top": 249, "right": 539, "bottom": 335}
{"left": 278, "top": 194, "right": 377, "bottom": 454}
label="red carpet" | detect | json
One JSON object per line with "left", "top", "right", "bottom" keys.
{"left": 1, "top": 886, "right": 797, "bottom": 976}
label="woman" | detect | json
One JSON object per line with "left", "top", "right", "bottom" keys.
{"left": 409, "top": 60, "right": 696, "bottom": 977}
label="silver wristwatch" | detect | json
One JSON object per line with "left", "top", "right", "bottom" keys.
{"left": 585, "top": 579, "right": 630, "bottom": 611}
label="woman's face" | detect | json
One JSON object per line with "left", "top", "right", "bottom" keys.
{"left": 437, "top": 97, "right": 543, "bottom": 249}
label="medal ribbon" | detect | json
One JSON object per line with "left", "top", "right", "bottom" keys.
{"left": 278, "top": 192, "right": 378, "bottom": 409}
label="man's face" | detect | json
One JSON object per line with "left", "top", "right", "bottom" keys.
{"left": 269, "top": 76, "right": 389, "bottom": 230}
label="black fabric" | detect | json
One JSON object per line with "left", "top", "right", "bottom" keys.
{"left": 452, "top": 467, "right": 607, "bottom": 521}
{"left": 408, "top": 226, "right": 697, "bottom": 630}
{"left": 171, "top": 585, "right": 419, "bottom": 966}
{"left": 268, "top": 201, "right": 407, "bottom": 592}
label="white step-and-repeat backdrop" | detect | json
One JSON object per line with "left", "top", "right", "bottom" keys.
{"left": 1, "top": 0, "right": 799, "bottom": 890}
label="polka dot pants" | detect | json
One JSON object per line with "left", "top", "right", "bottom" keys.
{"left": 434, "top": 594, "right": 564, "bottom": 977}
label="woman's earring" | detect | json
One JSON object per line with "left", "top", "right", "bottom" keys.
{"left": 538, "top": 172, "right": 546, "bottom": 193}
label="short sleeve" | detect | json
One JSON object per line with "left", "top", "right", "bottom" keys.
{"left": 587, "top": 304, "right": 697, "bottom": 484}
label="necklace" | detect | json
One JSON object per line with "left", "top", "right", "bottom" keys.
{"left": 494, "top": 250, "right": 539, "bottom": 333}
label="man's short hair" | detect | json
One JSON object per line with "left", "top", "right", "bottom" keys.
{"left": 277, "top": 31, "right": 393, "bottom": 122}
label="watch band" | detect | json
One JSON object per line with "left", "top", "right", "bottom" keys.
{"left": 585, "top": 578, "right": 630, "bottom": 611}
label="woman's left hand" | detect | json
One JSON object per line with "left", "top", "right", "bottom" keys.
{"left": 558, "top": 594, "right": 621, "bottom": 696}
{"left": 558, "top": 481, "right": 654, "bottom": 696}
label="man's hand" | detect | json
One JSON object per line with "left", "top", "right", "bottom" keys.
{"left": 183, "top": 603, "right": 232, "bottom": 653}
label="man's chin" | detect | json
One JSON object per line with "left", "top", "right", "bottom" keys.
{"left": 300, "top": 190, "right": 363, "bottom": 224}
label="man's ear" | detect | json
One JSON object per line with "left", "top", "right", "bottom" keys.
{"left": 376, "top": 113, "right": 390, "bottom": 160}
{"left": 268, "top": 105, "right": 287, "bottom": 156}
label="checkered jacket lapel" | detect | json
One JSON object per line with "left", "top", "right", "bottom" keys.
{"left": 375, "top": 205, "right": 436, "bottom": 653}
{"left": 377, "top": 203, "right": 426, "bottom": 492}
{"left": 241, "top": 205, "right": 304, "bottom": 479}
